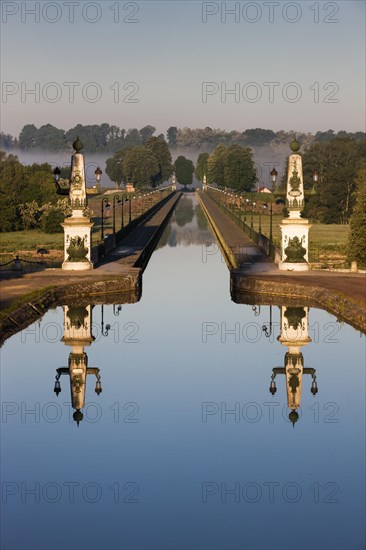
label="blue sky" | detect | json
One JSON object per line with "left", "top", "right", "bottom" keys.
{"left": 1, "top": 0, "right": 365, "bottom": 135}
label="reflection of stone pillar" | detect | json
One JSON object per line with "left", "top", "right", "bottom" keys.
{"left": 62, "top": 137, "right": 94, "bottom": 270}
{"left": 279, "top": 140, "right": 311, "bottom": 271}
{"left": 278, "top": 306, "right": 311, "bottom": 419}
{"left": 62, "top": 305, "right": 94, "bottom": 414}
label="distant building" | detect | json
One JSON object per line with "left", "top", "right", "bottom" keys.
{"left": 126, "top": 183, "right": 135, "bottom": 193}
{"left": 258, "top": 186, "right": 272, "bottom": 193}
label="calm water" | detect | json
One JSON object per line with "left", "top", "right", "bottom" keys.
{"left": 1, "top": 196, "right": 365, "bottom": 550}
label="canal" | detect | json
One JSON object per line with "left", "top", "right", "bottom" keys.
{"left": 1, "top": 195, "right": 365, "bottom": 550}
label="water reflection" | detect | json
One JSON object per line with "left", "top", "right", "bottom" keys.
{"left": 270, "top": 306, "right": 317, "bottom": 426}
{"left": 156, "top": 195, "right": 212, "bottom": 249}
{"left": 53, "top": 305, "right": 101, "bottom": 426}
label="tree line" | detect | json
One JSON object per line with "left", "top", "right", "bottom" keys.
{"left": 1, "top": 124, "right": 364, "bottom": 153}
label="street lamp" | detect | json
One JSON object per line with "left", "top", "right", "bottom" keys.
{"left": 270, "top": 167, "right": 278, "bottom": 190}
{"left": 53, "top": 166, "right": 61, "bottom": 183}
{"left": 113, "top": 195, "right": 122, "bottom": 234}
{"left": 101, "top": 197, "right": 111, "bottom": 240}
{"left": 95, "top": 166, "right": 102, "bottom": 185}
{"left": 251, "top": 201, "right": 256, "bottom": 229}
{"left": 259, "top": 203, "right": 267, "bottom": 234}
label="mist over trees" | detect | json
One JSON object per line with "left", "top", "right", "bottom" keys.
{"left": 1, "top": 124, "right": 364, "bottom": 154}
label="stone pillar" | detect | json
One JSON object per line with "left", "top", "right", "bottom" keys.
{"left": 279, "top": 140, "right": 311, "bottom": 271}
{"left": 61, "top": 137, "right": 94, "bottom": 270}
{"left": 172, "top": 172, "right": 177, "bottom": 191}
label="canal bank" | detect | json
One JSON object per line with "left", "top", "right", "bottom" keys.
{"left": 198, "top": 191, "right": 366, "bottom": 333}
{"left": 0, "top": 192, "right": 182, "bottom": 344}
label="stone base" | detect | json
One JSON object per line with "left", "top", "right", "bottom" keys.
{"left": 62, "top": 260, "right": 93, "bottom": 271}
{"left": 278, "top": 261, "right": 310, "bottom": 272}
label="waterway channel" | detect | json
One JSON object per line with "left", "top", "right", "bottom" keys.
{"left": 1, "top": 195, "right": 365, "bottom": 550}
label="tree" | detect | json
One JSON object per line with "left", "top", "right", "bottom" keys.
{"left": 167, "top": 127, "right": 178, "bottom": 148}
{"left": 195, "top": 152, "right": 209, "bottom": 181}
{"left": 348, "top": 166, "right": 366, "bottom": 268}
{"left": 122, "top": 146, "right": 159, "bottom": 188}
{"left": 243, "top": 128, "right": 276, "bottom": 147}
{"left": 18, "top": 201, "right": 39, "bottom": 230}
{"left": 18, "top": 124, "right": 38, "bottom": 150}
{"left": 207, "top": 144, "right": 227, "bottom": 186}
{"left": 224, "top": 145, "right": 257, "bottom": 192}
{"left": 145, "top": 137, "right": 173, "bottom": 187}
{"left": 139, "top": 125, "right": 156, "bottom": 144}
{"left": 105, "top": 150, "right": 128, "bottom": 189}
{"left": 303, "top": 138, "right": 366, "bottom": 223}
{"left": 36, "top": 124, "right": 66, "bottom": 151}
{"left": 174, "top": 156, "right": 194, "bottom": 188}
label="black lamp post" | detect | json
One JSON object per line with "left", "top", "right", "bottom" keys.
{"left": 259, "top": 203, "right": 266, "bottom": 234}
{"left": 95, "top": 166, "right": 102, "bottom": 187}
{"left": 101, "top": 198, "right": 111, "bottom": 240}
{"left": 53, "top": 166, "right": 61, "bottom": 183}
{"left": 250, "top": 201, "right": 255, "bottom": 229}
{"left": 113, "top": 195, "right": 122, "bottom": 234}
{"left": 270, "top": 167, "right": 278, "bottom": 191}
{"left": 269, "top": 202, "right": 273, "bottom": 247}
{"left": 121, "top": 194, "right": 129, "bottom": 227}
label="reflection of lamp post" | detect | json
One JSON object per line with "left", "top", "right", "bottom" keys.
{"left": 113, "top": 304, "right": 122, "bottom": 316}
{"left": 262, "top": 306, "right": 272, "bottom": 337}
{"left": 101, "top": 198, "right": 110, "bottom": 240}
{"left": 252, "top": 305, "right": 261, "bottom": 316}
{"left": 101, "top": 305, "right": 111, "bottom": 336}
{"left": 113, "top": 195, "right": 122, "bottom": 234}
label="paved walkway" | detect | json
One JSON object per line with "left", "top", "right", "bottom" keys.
{"left": 198, "top": 191, "right": 267, "bottom": 266}
{"left": 0, "top": 193, "right": 181, "bottom": 310}
{"left": 199, "top": 192, "right": 366, "bottom": 307}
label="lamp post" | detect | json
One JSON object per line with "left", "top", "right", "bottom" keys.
{"left": 259, "top": 203, "right": 265, "bottom": 234}
{"left": 101, "top": 197, "right": 110, "bottom": 240}
{"left": 250, "top": 201, "right": 255, "bottom": 229}
{"left": 269, "top": 202, "right": 273, "bottom": 247}
{"left": 244, "top": 198, "right": 250, "bottom": 225}
{"left": 270, "top": 167, "right": 278, "bottom": 191}
{"left": 113, "top": 195, "right": 122, "bottom": 235}
{"left": 95, "top": 166, "right": 102, "bottom": 191}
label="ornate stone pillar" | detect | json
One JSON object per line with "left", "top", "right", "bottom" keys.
{"left": 61, "top": 137, "right": 94, "bottom": 270}
{"left": 279, "top": 140, "right": 311, "bottom": 271}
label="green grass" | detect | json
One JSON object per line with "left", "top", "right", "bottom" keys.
{"left": 232, "top": 207, "right": 350, "bottom": 264}
{"left": 0, "top": 230, "right": 64, "bottom": 253}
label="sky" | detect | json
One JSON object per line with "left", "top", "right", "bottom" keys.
{"left": 1, "top": 0, "right": 365, "bottom": 136}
